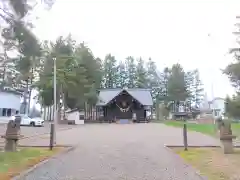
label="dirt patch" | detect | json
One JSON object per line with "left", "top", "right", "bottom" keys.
{"left": 172, "top": 147, "right": 240, "bottom": 180}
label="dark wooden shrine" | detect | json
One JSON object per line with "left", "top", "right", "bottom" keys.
{"left": 96, "top": 88, "right": 153, "bottom": 123}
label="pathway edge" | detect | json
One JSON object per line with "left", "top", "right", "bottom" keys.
{"left": 163, "top": 144, "right": 208, "bottom": 180}
{"left": 12, "top": 145, "right": 77, "bottom": 180}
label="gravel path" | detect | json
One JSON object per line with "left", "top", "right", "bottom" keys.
{"left": 17, "top": 124, "right": 210, "bottom": 180}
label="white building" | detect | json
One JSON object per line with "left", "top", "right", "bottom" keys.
{"left": 66, "top": 109, "right": 85, "bottom": 125}
{"left": 0, "top": 90, "right": 22, "bottom": 123}
{"left": 209, "top": 97, "right": 225, "bottom": 118}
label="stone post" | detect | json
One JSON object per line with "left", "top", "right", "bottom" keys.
{"left": 219, "top": 120, "right": 236, "bottom": 154}
{"left": 1, "top": 116, "right": 23, "bottom": 152}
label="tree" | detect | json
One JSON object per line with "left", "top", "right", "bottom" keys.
{"left": 184, "top": 70, "right": 195, "bottom": 108}
{"left": 125, "top": 56, "right": 136, "bottom": 88}
{"left": 116, "top": 60, "right": 127, "bottom": 88}
{"left": 223, "top": 16, "right": 240, "bottom": 92}
{"left": 192, "top": 69, "right": 204, "bottom": 107}
{"left": 0, "top": 0, "right": 54, "bottom": 51}
{"left": 74, "top": 43, "right": 102, "bottom": 106}
{"left": 225, "top": 95, "right": 232, "bottom": 117}
{"left": 35, "top": 37, "right": 103, "bottom": 121}
{"left": 36, "top": 36, "right": 77, "bottom": 121}
{"left": 167, "top": 64, "right": 189, "bottom": 101}
{"left": 146, "top": 58, "right": 160, "bottom": 103}
{"left": 102, "top": 54, "right": 118, "bottom": 88}
{"left": 0, "top": 0, "right": 53, "bottom": 62}
{"left": 0, "top": 0, "right": 55, "bottom": 114}
{"left": 135, "top": 57, "right": 147, "bottom": 88}
{"left": 0, "top": 38, "right": 16, "bottom": 89}
{"left": 225, "top": 94, "right": 240, "bottom": 118}
{"left": 155, "top": 67, "right": 170, "bottom": 104}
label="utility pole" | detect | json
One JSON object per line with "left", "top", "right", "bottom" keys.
{"left": 53, "top": 57, "right": 57, "bottom": 145}
{"left": 50, "top": 57, "right": 57, "bottom": 149}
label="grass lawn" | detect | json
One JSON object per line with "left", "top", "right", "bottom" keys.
{"left": 232, "top": 123, "right": 240, "bottom": 137}
{"left": 164, "top": 121, "right": 217, "bottom": 136}
{"left": 0, "top": 147, "right": 63, "bottom": 180}
{"left": 173, "top": 147, "right": 240, "bottom": 180}
{"left": 164, "top": 120, "right": 240, "bottom": 137}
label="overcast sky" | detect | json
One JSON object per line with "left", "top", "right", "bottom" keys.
{"left": 32, "top": 0, "right": 240, "bottom": 100}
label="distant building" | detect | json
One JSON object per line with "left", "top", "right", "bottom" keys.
{"left": 0, "top": 90, "right": 22, "bottom": 123}
{"left": 66, "top": 109, "right": 85, "bottom": 125}
{"left": 209, "top": 97, "right": 225, "bottom": 118}
{"left": 199, "top": 95, "right": 225, "bottom": 118}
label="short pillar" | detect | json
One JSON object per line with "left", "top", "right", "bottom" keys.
{"left": 1, "top": 117, "right": 23, "bottom": 152}
{"left": 221, "top": 139, "right": 234, "bottom": 154}
{"left": 219, "top": 120, "right": 236, "bottom": 154}
{"left": 5, "top": 139, "right": 18, "bottom": 152}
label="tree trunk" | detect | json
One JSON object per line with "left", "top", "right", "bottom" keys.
{"left": 23, "top": 79, "right": 29, "bottom": 114}
{"left": 84, "top": 102, "right": 87, "bottom": 120}
{"left": 2, "top": 66, "right": 6, "bottom": 83}
{"left": 27, "top": 67, "right": 34, "bottom": 114}
{"left": 43, "top": 106, "right": 46, "bottom": 120}
{"left": 61, "top": 85, "right": 66, "bottom": 121}
{"left": 49, "top": 106, "right": 52, "bottom": 121}
{"left": 95, "top": 107, "right": 97, "bottom": 120}
{"left": 57, "top": 89, "right": 61, "bottom": 124}
{"left": 1, "top": 49, "right": 7, "bottom": 89}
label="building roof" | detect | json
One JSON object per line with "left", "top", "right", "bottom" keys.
{"left": 65, "top": 108, "right": 85, "bottom": 113}
{"left": 96, "top": 88, "right": 153, "bottom": 106}
{"left": 208, "top": 97, "right": 225, "bottom": 104}
{"left": 0, "top": 89, "right": 22, "bottom": 96}
{"left": 66, "top": 108, "right": 79, "bottom": 113}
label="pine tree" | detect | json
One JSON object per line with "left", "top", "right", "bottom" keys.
{"left": 146, "top": 58, "right": 160, "bottom": 102}
{"left": 135, "top": 57, "right": 147, "bottom": 88}
{"left": 193, "top": 69, "right": 204, "bottom": 107}
{"left": 116, "top": 61, "right": 127, "bottom": 88}
{"left": 158, "top": 67, "right": 170, "bottom": 102}
{"left": 167, "top": 64, "right": 189, "bottom": 101}
{"left": 125, "top": 56, "right": 136, "bottom": 88}
{"left": 102, "top": 54, "right": 118, "bottom": 88}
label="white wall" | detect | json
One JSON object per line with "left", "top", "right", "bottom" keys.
{"left": 67, "top": 111, "right": 79, "bottom": 121}
{"left": 67, "top": 111, "right": 85, "bottom": 125}
{"left": 0, "top": 92, "right": 21, "bottom": 110}
{"left": 210, "top": 98, "right": 225, "bottom": 117}
{"left": 0, "top": 116, "right": 11, "bottom": 124}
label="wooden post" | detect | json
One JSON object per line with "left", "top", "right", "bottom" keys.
{"left": 156, "top": 99, "right": 159, "bottom": 121}
{"left": 49, "top": 123, "right": 54, "bottom": 150}
{"left": 183, "top": 122, "right": 188, "bottom": 151}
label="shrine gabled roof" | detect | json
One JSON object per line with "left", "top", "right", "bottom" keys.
{"left": 96, "top": 88, "right": 153, "bottom": 106}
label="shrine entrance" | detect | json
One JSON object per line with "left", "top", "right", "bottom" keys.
{"left": 102, "top": 89, "right": 146, "bottom": 123}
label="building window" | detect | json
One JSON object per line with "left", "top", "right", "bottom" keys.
{"left": 1, "top": 108, "right": 12, "bottom": 116}
{"left": 2, "top": 108, "right": 6, "bottom": 116}
{"left": 214, "top": 110, "right": 220, "bottom": 117}
{"left": 6, "top": 109, "right": 11, "bottom": 116}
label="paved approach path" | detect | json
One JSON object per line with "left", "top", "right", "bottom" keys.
{"left": 18, "top": 123, "right": 219, "bottom": 180}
